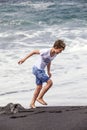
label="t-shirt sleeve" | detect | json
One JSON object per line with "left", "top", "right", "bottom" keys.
{"left": 39, "top": 49, "right": 48, "bottom": 56}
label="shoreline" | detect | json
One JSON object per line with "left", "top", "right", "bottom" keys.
{"left": 0, "top": 104, "right": 87, "bottom": 130}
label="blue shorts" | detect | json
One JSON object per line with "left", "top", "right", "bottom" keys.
{"left": 32, "top": 66, "right": 50, "bottom": 85}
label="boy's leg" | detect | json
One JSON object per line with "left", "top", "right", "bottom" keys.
{"left": 37, "top": 79, "right": 53, "bottom": 105}
{"left": 30, "top": 85, "right": 42, "bottom": 108}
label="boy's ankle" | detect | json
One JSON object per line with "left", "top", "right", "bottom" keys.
{"left": 30, "top": 103, "right": 36, "bottom": 108}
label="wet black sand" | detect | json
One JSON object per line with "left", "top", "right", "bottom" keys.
{"left": 0, "top": 103, "right": 87, "bottom": 130}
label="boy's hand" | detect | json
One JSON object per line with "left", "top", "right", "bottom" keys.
{"left": 18, "top": 59, "right": 25, "bottom": 65}
{"left": 48, "top": 72, "right": 52, "bottom": 78}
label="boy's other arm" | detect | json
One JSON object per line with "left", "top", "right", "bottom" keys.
{"left": 47, "top": 62, "right": 52, "bottom": 78}
{"left": 18, "top": 50, "right": 40, "bottom": 64}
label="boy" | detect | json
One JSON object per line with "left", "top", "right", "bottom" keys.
{"left": 18, "top": 40, "right": 66, "bottom": 108}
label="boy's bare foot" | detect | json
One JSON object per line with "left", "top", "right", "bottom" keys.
{"left": 37, "top": 98, "right": 47, "bottom": 105}
{"left": 30, "top": 104, "right": 36, "bottom": 109}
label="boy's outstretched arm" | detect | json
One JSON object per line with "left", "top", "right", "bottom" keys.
{"left": 18, "top": 50, "right": 40, "bottom": 64}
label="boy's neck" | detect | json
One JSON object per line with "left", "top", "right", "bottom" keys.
{"left": 50, "top": 48, "right": 56, "bottom": 57}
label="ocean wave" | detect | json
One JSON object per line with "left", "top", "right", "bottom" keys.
{"left": 67, "top": 41, "right": 87, "bottom": 52}
{"left": 17, "top": 1, "right": 55, "bottom": 10}
{"left": 6, "top": 1, "right": 55, "bottom": 11}
{"left": 58, "top": 1, "right": 77, "bottom": 6}
{"left": 0, "top": 23, "right": 87, "bottom": 52}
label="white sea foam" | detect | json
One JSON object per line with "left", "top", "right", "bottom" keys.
{"left": 1, "top": 24, "right": 87, "bottom": 53}
{"left": 59, "top": 1, "right": 87, "bottom": 9}
{"left": 0, "top": 45, "right": 87, "bottom": 106}
{"left": 19, "top": 1, "right": 55, "bottom": 10}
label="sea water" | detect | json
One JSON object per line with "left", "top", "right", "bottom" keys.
{"left": 0, "top": 0, "right": 87, "bottom": 107}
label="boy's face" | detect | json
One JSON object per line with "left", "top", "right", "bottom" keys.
{"left": 54, "top": 48, "right": 64, "bottom": 54}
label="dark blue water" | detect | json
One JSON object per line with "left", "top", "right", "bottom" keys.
{"left": 0, "top": 0, "right": 87, "bottom": 29}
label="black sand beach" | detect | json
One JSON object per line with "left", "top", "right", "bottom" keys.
{"left": 0, "top": 104, "right": 87, "bottom": 130}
